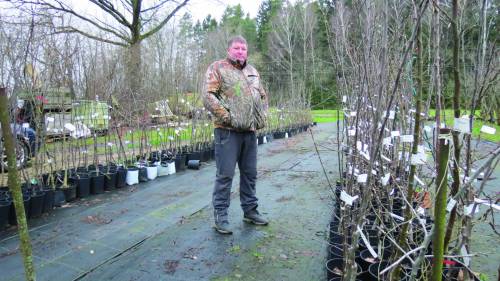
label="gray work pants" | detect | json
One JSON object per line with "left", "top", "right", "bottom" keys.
{"left": 213, "top": 128, "right": 258, "bottom": 223}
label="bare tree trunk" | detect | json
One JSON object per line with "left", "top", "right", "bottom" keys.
{"left": 0, "top": 88, "right": 36, "bottom": 281}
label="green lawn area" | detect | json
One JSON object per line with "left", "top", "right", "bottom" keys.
{"left": 428, "top": 109, "right": 500, "bottom": 143}
{"left": 311, "top": 109, "right": 342, "bottom": 123}
{"left": 312, "top": 109, "right": 499, "bottom": 142}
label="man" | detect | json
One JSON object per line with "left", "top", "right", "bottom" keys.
{"left": 203, "top": 35, "right": 269, "bottom": 234}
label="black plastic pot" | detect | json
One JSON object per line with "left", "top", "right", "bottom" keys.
{"left": 104, "top": 172, "right": 117, "bottom": 191}
{"left": 61, "top": 185, "right": 77, "bottom": 202}
{"left": 90, "top": 172, "right": 105, "bottom": 194}
{"left": 42, "top": 187, "right": 55, "bottom": 213}
{"left": 30, "top": 190, "right": 45, "bottom": 218}
{"left": 73, "top": 173, "right": 90, "bottom": 198}
{"left": 327, "top": 244, "right": 344, "bottom": 260}
{"left": 273, "top": 131, "right": 286, "bottom": 139}
{"left": 201, "top": 149, "right": 211, "bottom": 162}
{"left": 326, "top": 258, "right": 361, "bottom": 280}
{"left": 138, "top": 167, "right": 148, "bottom": 182}
{"left": 187, "top": 159, "right": 201, "bottom": 170}
{"left": 368, "top": 261, "right": 389, "bottom": 281}
{"left": 0, "top": 199, "right": 12, "bottom": 229}
{"left": 116, "top": 167, "right": 127, "bottom": 188}
{"left": 53, "top": 188, "right": 66, "bottom": 207}
{"left": 175, "top": 154, "right": 187, "bottom": 171}
{"left": 257, "top": 135, "right": 264, "bottom": 145}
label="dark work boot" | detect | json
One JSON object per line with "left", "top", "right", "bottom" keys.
{"left": 214, "top": 212, "right": 232, "bottom": 234}
{"left": 243, "top": 210, "right": 269, "bottom": 226}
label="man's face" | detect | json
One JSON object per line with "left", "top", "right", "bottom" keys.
{"left": 227, "top": 41, "right": 248, "bottom": 64}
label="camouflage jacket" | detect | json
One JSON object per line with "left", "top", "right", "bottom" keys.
{"left": 203, "top": 58, "right": 268, "bottom": 131}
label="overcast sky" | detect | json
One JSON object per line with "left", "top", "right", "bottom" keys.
{"left": 186, "top": 0, "right": 264, "bottom": 22}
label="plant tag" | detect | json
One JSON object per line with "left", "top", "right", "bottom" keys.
{"left": 348, "top": 129, "right": 356, "bottom": 136}
{"left": 417, "top": 207, "right": 425, "bottom": 216}
{"left": 360, "top": 151, "right": 370, "bottom": 161}
{"left": 383, "top": 137, "right": 392, "bottom": 146}
{"left": 411, "top": 152, "right": 427, "bottom": 165}
{"left": 371, "top": 170, "right": 377, "bottom": 175}
{"left": 107, "top": 142, "right": 113, "bottom": 147}
{"left": 357, "top": 225, "right": 378, "bottom": 258}
{"left": 285, "top": 133, "right": 289, "bottom": 138}
{"left": 47, "top": 158, "right": 53, "bottom": 164}
{"left": 414, "top": 175, "right": 425, "bottom": 186}
{"left": 390, "top": 213, "right": 404, "bottom": 221}
{"left": 47, "top": 117, "right": 55, "bottom": 122}
{"left": 461, "top": 245, "right": 470, "bottom": 267}
{"left": 263, "top": 136, "right": 267, "bottom": 143}
{"left": 357, "top": 173, "right": 368, "bottom": 183}
{"left": 381, "top": 173, "right": 390, "bottom": 186}
{"left": 391, "top": 131, "right": 400, "bottom": 137}
{"left": 480, "top": 125, "right": 496, "bottom": 135}
{"left": 401, "top": 135, "right": 414, "bottom": 143}
{"left": 350, "top": 111, "right": 357, "bottom": 117}
{"left": 388, "top": 110, "right": 395, "bottom": 119}
{"left": 446, "top": 198, "right": 457, "bottom": 212}
{"left": 340, "top": 191, "right": 358, "bottom": 206}
{"left": 124, "top": 141, "right": 130, "bottom": 144}
{"left": 464, "top": 204, "right": 479, "bottom": 216}
{"left": 381, "top": 154, "right": 391, "bottom": 162}
{"left": 453, "top": 117, "right": 471, "bottom": 134}
{"left": 64, "top": 123, "right": 76, "bottom": 132}
{"left": 474, "top": 198, "right": 500, "bottom": 211}
{"left": 342, "top": 95, "right": 347, "bottom": 103}
{"left": 22, "top": 123, "right": 30, "bottom": 128}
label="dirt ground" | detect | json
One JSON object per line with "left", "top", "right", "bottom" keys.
{"left": 0, "top": 123, "right": 498, "bottom": 281}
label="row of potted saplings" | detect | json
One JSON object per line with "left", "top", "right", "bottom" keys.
{"left": 326, "top": 183, "right": 468, "bottom": 281}
{"left": 0, "top": 123, "right": 313, "bottom": 230}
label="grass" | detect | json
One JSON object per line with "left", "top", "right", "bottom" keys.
{"left": 311, "top": 109, "right": 499, "bottom": 143}
{"left": 428, "top": 109, "right": 500, "bottom": 143}
{"left": 311, "top": 110, "right": 342, "bottom": 123}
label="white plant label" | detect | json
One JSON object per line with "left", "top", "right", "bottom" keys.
{"left": 474, "top": 198, "right": 500, "bottom": 211}
{"left": 285, "top": 133, "right": 289, "bottom": 138}
{"left": 389, "top": 213, "right": 404, "bottom": 221}
{"left": 383, "top": 137, "right": 392, "bottom": 146}
{"left": 381, "top": 173, "right": 390, "bottom": 186}
{"left": 350, "top": 111, "right": 357, "bottom": 117}
{"left": 263, "top": 136, "right": 267, "bottom": 143}
{"left": 47, "top": 117, "right": 55, "bottom": 122}
{"left": 391, "top": 131, "right": 400, "bottom": 137}
{"left": 22, "top": 123, "right": 30, "bottom": 128}
{"left": 461, "top": 245, "right": 470, "bottom": 267}
{"left": 388, "top": 110, "right": 395, "bottom": 120}
{"left": 453, "top": 117, "right": 471, "bottom": 134}
{"left": 446, "top": 198, "right": 457, "bottom": 212}
{"left": 464, "top": 204, "right": 479, "bottom": 216}
{"left": 357, "top": 225, "right": 378, "bottom": 258}
{"left": 411, "top": 152, "right": 427, "bottom": 165}
{"left": 64, "top": 123, "right": 76, "bottom": 132}
{"left": 360, "top": 151, "right": 370, "bottom": 161}
{"left": 107, "top": 142, "right": 113, "bottom": 147}
{"left": 480, "top": 125, "right": 496, "bottom": 135}
{"left": 414, "top": 175, "right": 425, "bottom": 187}
{"left": 348, "top": 129, "right": 356, "bottom": 136}
{"left": 401, "top": 135, "right": 414, "bottom": 143}
{"left": 340, "top": 191, "right": 358, "bottom": 206}
{"left": 381, "top": 154, "right": 391, "bottom": 162}
{"left": 342, "top": 95, "right": 347, "bottom": 103}
{"left": 417, "top": 207, "right": 425, "bottom": 216}
{"left": 357, "top": 173, "right": 368, "bottom": 183}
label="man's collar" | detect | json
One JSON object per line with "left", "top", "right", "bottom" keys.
{"left": 226, "top": 57, "right": 247, "bottom": 69}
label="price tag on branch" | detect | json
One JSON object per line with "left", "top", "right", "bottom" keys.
{"left": 453, "top": 117, "right": 471, "bottom": 134}
{"left": 480, "top": 125, "right": 496, "bottom": 135}
{"left": 340, "top": 191, "right": 358, "bottom": 206}
{"left": 401, "top": 135, "right": 414, "bottom": 143}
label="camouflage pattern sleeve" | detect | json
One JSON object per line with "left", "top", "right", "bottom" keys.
{"left": 258, "top": 77, "right": 269, "bottom": 112}
{"left": 203, "top": 62, "right": 230, "bottom": 125}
